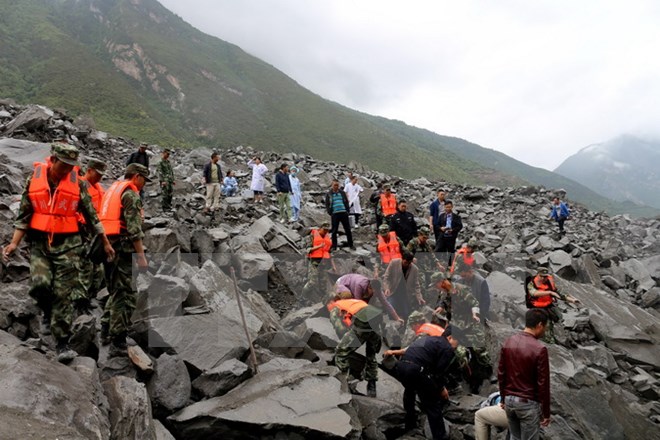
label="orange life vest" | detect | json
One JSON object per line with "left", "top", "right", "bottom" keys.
{"left": 378, "top": 232, "right": 402, "bottom": 264}
{"left": 308, "top": 229, "right": 332, "bottom": 259}
{"left": 530, "top": 275, "right": 557, "bottom": 308}
{"left": 380, "top": 193, "right": 397, "bottom": 217}
{"left": 450, "top": 247, "right": 475, "bottom": 273}
{"left": 99, "top": 180, "right": 139, "bottom": 236}
{"left": 77, "top": 177, "right": 105, "bottom": 225}
{"left": 327, "top": 299, "right": 369, "bottom": 327}
{"left": 415, "top": 322, "right": 445, "bottom": 337}
{"left": 28, "top": 163, "right": 80, "bottom": 234}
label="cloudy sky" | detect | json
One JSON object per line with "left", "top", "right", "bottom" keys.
{"left": 160, "top": 0, "right": 660, "bottom": 171}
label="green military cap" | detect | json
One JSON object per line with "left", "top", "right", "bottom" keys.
{"left": 51, "top": 143, "right": 80, "bottom": 166}
{"left": 408, "top": 310, "right": 426, "bottom": 325}
{"left": 125, "top": 163, "right": 152, "bottom": 182}
{"left": 163, "top": 148, "right": 171, "bottom": 154}
{"left": 419, "top": 226, "right": 430, "bottom": 237}
{"left": 429, "top": 271, "right": 446, "bottom": 284}
{"left": 320, "top": 221, "right": 330, "bottom": 230}
{"left": 378, "top": 224, "right": 390, "bottom": 235}
{"left": 537, "top": 267, "right": 550, "bottom": 276}
{"left": 87, "top": 158, "right": 107, "bottom": 175}
{"left": 467, "top": 237, "right": 478, "bottom": 249}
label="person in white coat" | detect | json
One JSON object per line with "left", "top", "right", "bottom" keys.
{"left": 344, "top": 175, "right": 364, "bottom": 228}
{"left": 247, "top": 156, "right": 268, "bottom": 203}
{"left": 289, "top": 166, "right": 302, "bottom": 221}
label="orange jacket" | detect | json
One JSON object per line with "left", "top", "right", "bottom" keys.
{"left": 530, "top": 275, "right": 557, "bottom": 308}
{"left": 380, "top": 193, "right": 397, "bottom": 217}
{"left": 327, "top": 299, "right": 369, "bottom": 327}
{"left": 378, "top": 232, "right": 402, "bottom": 264}
{"left": 99, "top": 180, "right": 138, "bottom": 236}
{"left": 415, "top": 322, "right": 445, "bottom": 337}
{"left": 308, "top": 229, "right": 332, "bottom": 259}
{"left": 450, "top": 247, "right": 475, "bottom": 273}
{"left": 28, "top": 163, "right": 80, "bottom": 234}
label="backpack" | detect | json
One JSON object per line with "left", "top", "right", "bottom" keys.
{"left": 524, "top": 275, "right": 534, "bottom": 308}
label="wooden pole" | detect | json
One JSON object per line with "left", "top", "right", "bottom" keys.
{"left": 230, "top": 267, "right": 258, "bottom": 374}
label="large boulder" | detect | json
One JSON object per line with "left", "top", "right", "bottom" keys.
{"left": 147, "top": 353, "right": 192, "bottom": 414}
{"left": 103, "top": 376, "right": 156, "bottom": 440}
{"left": 620, "top": 259, "right": 656, "bottom": 292}
{"left": 3, "top": 105, "right": 53, "bottom": 135}
{"left": 295, "top": 316, "right": 341, "bottom": 350}
{"left": 135, "top": 274, "right": 189, "bottom": 319}
{"left": 191, "top": 358, "right": 252, "bottom": 399}
{"left": 169, "top": 360, "right": 361, "bottom": 439}
{"left": 0, "top": 332, "right": 110, "bottom": 439}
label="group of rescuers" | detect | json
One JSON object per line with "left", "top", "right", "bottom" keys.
{"left": 1, "top": 142, "right": 581, "bottom": 440}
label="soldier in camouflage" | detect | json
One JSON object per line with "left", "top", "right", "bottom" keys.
{"left": 2, "top": 144, "right": 115, "bottom": 363}
{"left": 432, "top": 273, "right": 493, "bottom": 393}
{"left": 302, "top": 222, "right": 336, "bottom": 299}
{"left": 100, "top": 163, "right": 149, "bottom": 354}
{"left": 157, "top": 149, "right": 175, "bottom": 212}
{"left": 406, "top": 226, "right": 443, "bottom": 301}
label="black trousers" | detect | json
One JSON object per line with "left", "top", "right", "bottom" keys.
{"left": 331, "top": 212, "right": 353, "bottom": 248}
{"left": 434, "top": 235, "right": 457, "bottom": 266}
{"left": 395, "top": 361, "right": 448, "bottom": 440}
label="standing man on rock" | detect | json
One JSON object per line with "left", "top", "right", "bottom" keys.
{"left": 99, "top": 163, "right": 149, "bottom": 355}
{"left": 157, "top": 148, "right": 175, "bottom": 212}
{"left": 377, "top": 184, "right": 397, "bottom": 229}
{"left": 78, "top": 158, "right": 108, "bottom": 306}
{"left": 203, "top": 152, "right": 222, "bottom": 213}
{"left": 549, "top": 197, "right": 569, "bottom": 235}
{"left": 2, "top": 144, "right": 115, "bottom": 363}
{"left": 429, "top": 189, "right": 447, "bottom": 243}
{"left": 275, "top": 163, "right": 293, "bottom": 223}
{"left": 324, "top": 179, "right": 355, "bottom": 250}
{"left": 434, "top": 200, "right": 463, "bottom": 266}
{"left": 498, "top": 309, "right": 551, "bottom": 440}
{"left": 126, "top": 142, "right": 149, "bottom": 200}
{"left": 302, "top": 222, "right": 336, "bottom": 298}
{"left": 247, "top": 156, "right": 268, "bottom": 203}
{"left": 390, "top": 199, "right": 418, "bottom": 246}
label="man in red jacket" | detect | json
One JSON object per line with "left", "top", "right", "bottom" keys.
{"left": 498, "top": 308, "right": 551, "bottom": 440}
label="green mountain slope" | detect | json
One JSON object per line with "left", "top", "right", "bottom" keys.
{"left": 2, "top": 0, "right": 656, "bottom": 217}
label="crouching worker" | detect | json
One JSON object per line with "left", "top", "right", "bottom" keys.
{"left": 328, "top": 297, "right": 383, "bottom": 398}
{"left": 384, "top": 326, "right": 465, "bottom": 440}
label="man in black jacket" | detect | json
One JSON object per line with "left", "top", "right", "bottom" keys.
{"left": 391, "top": 200, "right": 418, "bottom": 245}
{"left": 203, "top": 152, "right": 223, "bottom": 213}
{"left": 384, "top": 326, "right": 464, "bottom": 439}
{"left": 126, "top": 143, "right": 149, "bottom": 168}
{"left": 324, "top": 180, "right": 354, "bottom": 250}
{"left": 275, "top": 163, "right": 292, "bottom": 223}
{"left": 434, "top": 200, "right": 463, "bottom": 265}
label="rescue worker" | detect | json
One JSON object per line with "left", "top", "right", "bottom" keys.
{"left": 407, "top": 225, "right": 443, "bottom": 297}
{"left": 334, "top": 274, "right": 403, "bottom": 324}
{"left": 2, "top": 144, "right": 115, "bottom": 363}
{"left": 302, "top": 222, "right": 337, "bottom": 298}
{"left": 328, "top": 297, "right": 383, "bottom": 398}
{"left": 384, "top": 326, "right": 465, "bottom": 439}
{"left": 526, "top": 267, "right": 580, "bottom": 343}
{"left": 408, "top": 310, "right": 445, "bottom": 337}
{"left": 377, "top": 184, "right": 397, "bottom": 228}
{"left": 377, "top": 224, "right": 403, "bottom": 266}
{"left": 78, "top": 158, "right": 107, "bottom": 306}
{"left": 450, "top": 237, "right": 477, "bottom": 276}
{"left": 157, "top": 148, "right": 175, "bottom": 212}
{"left": 433, "top": 273, "right": 493, "bottom": 394}
{"left": 99, "top": 163, "right": 149, "bottom": 354}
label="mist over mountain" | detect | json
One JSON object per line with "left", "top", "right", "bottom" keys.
{"left": 555, "top": 135, "right": 660, "bottom": 210}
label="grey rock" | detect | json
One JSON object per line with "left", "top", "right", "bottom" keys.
{"left": 70, "top": 314, "right": 97, "bottom": 357}
{"left": 154, "top": 419, "right": 176, "bottom": 440}
{"left": 147, "top": 353, "right": 191, "bottom": 413}
{"left": 295, "top": 316, "right": 341, "bottom": 350}
{"left": 135, "top": 274, "right": 189, "bottom": 319}
{"left": 253, "top": 330, "right": 319, "bottom": 361}
{"left": 3, "top": 105, "right": 53, "bottom": 135}
{"left": 640, "top": 288, "right": 660, "bottom": 309}
{"left": 620, "top": 259, "right": 655, "bottom": 292}
{"left": 103, "top": 375, "right": 156, "bottom": 440}
{"left": 191, "top": 358, "right": 252, "bottom": 399}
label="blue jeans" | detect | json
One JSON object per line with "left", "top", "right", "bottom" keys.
{"left": 504, "top": 396, "right": 541, "bottom": 440}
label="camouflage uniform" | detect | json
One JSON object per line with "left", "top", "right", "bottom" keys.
{"left": 333, "top": 305, "right": 383, "bottom": 382}
{"left": 527, "top": 278, "right": 564, "bottom": 344}
{"left": 157, "top": 156, "right": 174, "bottom": 211}
{"left": 14, "top": 160, "right": 104, "bottom": 340}
{"left": 301, "top": 230, "right": 332, "bottom": 299}
{"left": 406, "top": 233, "right": 440, "bottom": 300}
{"left": 102, "top": 188, "right": 144, "bottom": 338}
{"left": 438, "top": 282, "right": 492, "bottom": 392}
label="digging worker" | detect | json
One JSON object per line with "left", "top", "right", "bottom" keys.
{"left": 377, "top": 224, "right": 404, "bottom": 266}
{"left": 334, "top": 273, "right": 403, "bottom": 324}
{"left": 302, "top": 222, "right": 336, "bottom": 298}
{"left": 78, "top": 158, "right": 108, "bottom": 306}
{"left": 384, "top": 325, "right": 465, "bottom": 439}
{"left": 2, "top": 144, "right": 115, "bottom": 363}
{"left": 99, "top": 163, "right": 149, "bottom": 355}
{"left": 526, "top": 267, "right": 580, "bottom": 344}
{"left": 157, "top": 148, "right": 175, "bottom": 212}
{"left": 329, "top": 297, "right": 383, "bottom": 398}
{"left": 408, "top": 310, "right": 445, "bottom": 338}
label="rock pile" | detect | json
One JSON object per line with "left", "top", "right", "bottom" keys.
{"left": 0, "top": 100, "right": 659, "bottom": 439}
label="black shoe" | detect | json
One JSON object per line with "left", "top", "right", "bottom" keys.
{"left": 56, "top": 340, "right": 76, "bottom": 363}
{"left": 349, "top": 245, "right": 356, "bottom": 251}
{"left": 367, "top": 380, "right": 377, "bottom": 398}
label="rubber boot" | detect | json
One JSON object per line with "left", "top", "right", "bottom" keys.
{"left": 367, "top": 380, "right": 377, "bottom": 398}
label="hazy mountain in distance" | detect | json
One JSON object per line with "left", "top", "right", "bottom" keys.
{"left": 555, "top": 135, "right": 660, "bottom": 210}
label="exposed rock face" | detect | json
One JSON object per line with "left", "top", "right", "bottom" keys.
{"left": 0, "top": 101, "right": 659, "bottom": 439}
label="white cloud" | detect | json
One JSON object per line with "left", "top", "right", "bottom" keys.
{"left": 160, "top": 0, "right": 660, "bottom": 170}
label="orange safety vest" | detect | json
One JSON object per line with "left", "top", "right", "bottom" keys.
{"left": 530, "top": 275, "right": 557, "bottom": 308}
{"left": 327, "top": 299, "right": 369, "bottom": 327}
{"left": 99, "top": 180, "right": 139, "bottom": 236}
{"left": 378, "top": 232, "right": 402, "bottom": 264}
{"left": 78, "top": 177, "right": 105, "bottom": 224}
{"left": 450, "top": 247, "right": 475, "bottom": 273}
{"left": 28, "top": 163, "right": 80, "bottom": 234}
{"left": 308, "top": 229, "right": 332, "bottom": 259}
{"left": 415, "top": 323, "right": 445, "bottom": 337}
{"left": 380, "top": 193, "right": 397, "bottom": 217}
